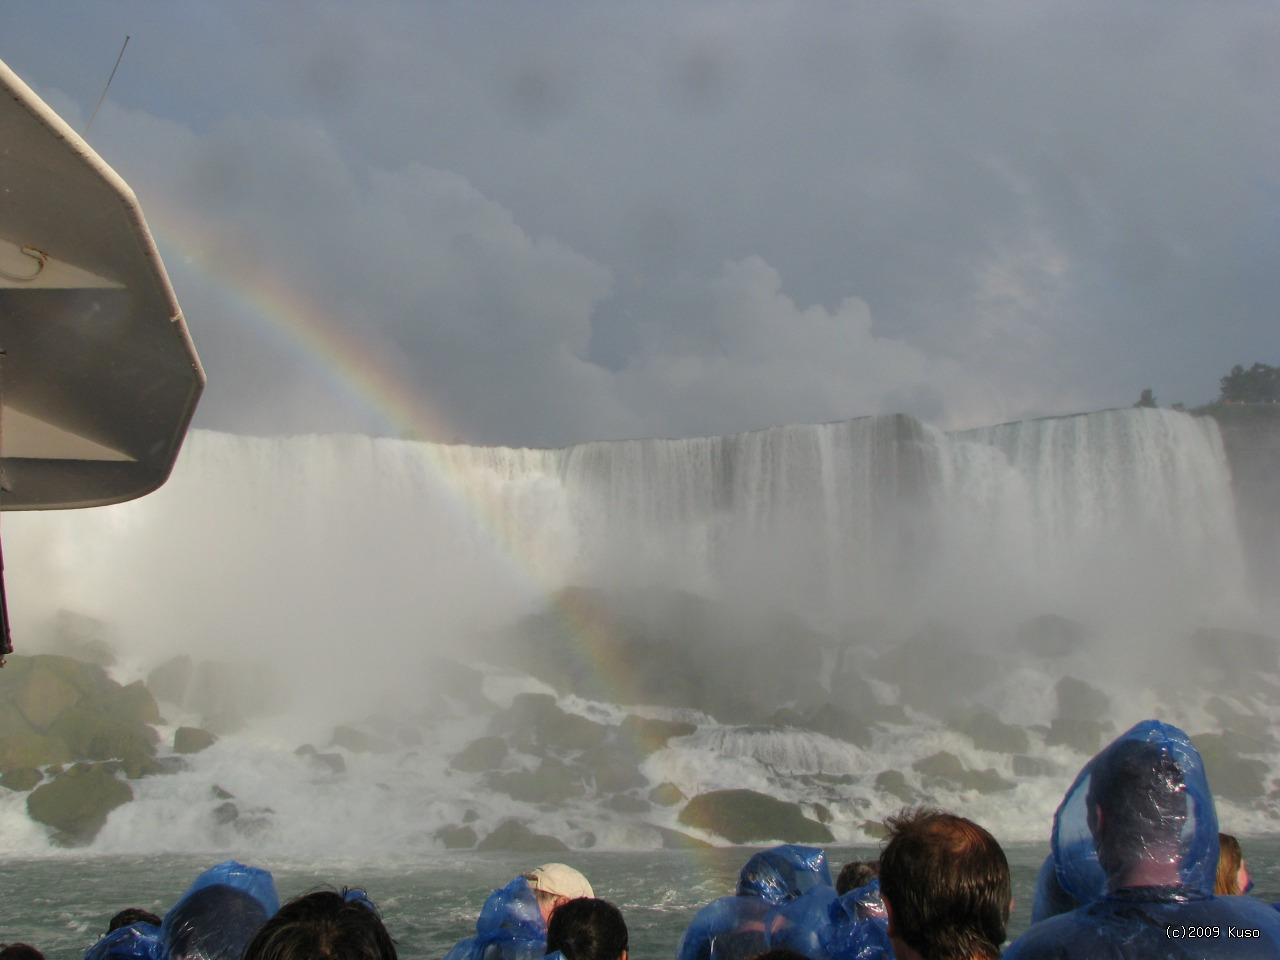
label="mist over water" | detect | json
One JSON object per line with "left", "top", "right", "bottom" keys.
{"left": 2, "top": 407, "right": 1272, "bottom": 857}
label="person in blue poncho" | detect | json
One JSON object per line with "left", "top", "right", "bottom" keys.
{"left": 676, "top": 844, "right": 833, "bottom": 960}
{"left": 441, "top": 876, "right": 550, "bottom": 960}
{"left": 161, "top": 860, "right": 280, "bottom": 960}
{"left": 1004, "top": 719, "right": 1280, "bottom": 960}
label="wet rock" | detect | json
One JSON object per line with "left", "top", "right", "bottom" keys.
{"left": 490, "top": 693, "right": 563, "bottom": 750}
{"left": 0, "top": 732, "right": 72, "bottom": 772}
{"left": 618, "top": 715, "right": 697, "bottom": 754}
{"left": 1, "top": 655, "right": 93, "bottom": 731}
{"left": 1054, "top": 677, "right": 1110, "bottom": 722}
{"left": 912, "top": 751, "right": 1014, "bottom": 794}
{"left": 963, "top": 712, "right": 1030, "bottom": 755}
{"left": 678, "top": 789, "right": 834, "bottom": 844}
{"left": 0, "top": 766, "right": 43, "bottom": 792}
{"left": 875, "top": 769, "right": 915, "bottom": 805}
{"left": 1193, "top": 733, "right": 1268, "bottom": 801}
{"left": 450, "top": 736, "right": 509, "bottom": 773}
{"left": 1045, "top": 718, "right": 1109, "bottom": 754}
{"left": 49, "top": 706, "right": 156, "bottom": 765}
{"left": 580, "top": 744, "right": 647, "bottom": 794}
{"left": 649, "top": 824, "right": 715, "bottom": 849}
{"left": 649, "top": 782, "right": 685, "bottom": 807}
{"left": 487, "top": 757, "right": 586, "bottom": 805}
{"left": 860, "top": 819, "right": 890, "bottom": 840}
{"left": 476, "top": 818, "right": 570, "bottom": 852}
{"left": 213, "top": 801, "right": 239, "bottom": 825}
{"left": 537, "top": 712, "right": 609, "bottom": 752}
{"left": 174, "top": 726, "right": 217, "bottom": 755}
{"left": 211, "top": 784, "right": 236, "bottom": 800}
{"left": 1012, "top": 755, "right": 1057, "bottom": 778}
{"left": 435, "top": 824, "right": 478, "bottom": 849}
{"left": 27, "top": 763, "right": 133, "bottom": 846}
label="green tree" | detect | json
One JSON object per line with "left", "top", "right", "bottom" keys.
{"left": 1135, "top": 388, "right": 1157, "bottom": 408}
{"left": 1219, "top": 363, "right": 1279, "bottom": 404}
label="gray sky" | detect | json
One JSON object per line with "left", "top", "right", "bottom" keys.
{"left": 4, "top": 2, "right": 1277, "bottom": 447}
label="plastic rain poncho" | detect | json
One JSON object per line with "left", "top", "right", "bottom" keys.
{"left": 442, "top": 876, "right": 548, "bottom": 960}
{"left": 84, "top": 923, "right": 164, "bottom": 960}
{"left": 821, "top": 879, "right": 891, "bottom": 960}
{"left": 1005, "top": 719, "right": 1280, "bottom": 960}
{"left": 160, "top": 860, "right": 279, "bottom": 960}
{"left": 677, "top": 845, "right": 832, "bottom": 960}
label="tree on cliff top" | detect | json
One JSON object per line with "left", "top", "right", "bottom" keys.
{"left": 1220, "top": 363, "right": 1279, "bottom": 404}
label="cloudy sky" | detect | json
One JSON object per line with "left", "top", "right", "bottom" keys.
{"left": 3, "top": 2, "right": 1277, "bottom": 448}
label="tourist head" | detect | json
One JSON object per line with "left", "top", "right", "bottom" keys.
{"left": 1050, "top": 720, "right": 1219, "bottom": 905}
{"left": 546, "top": 897, "right": 628, "bottom": 960}
{"left": 242, "top": 889, "right": 397, "bottom": 960}
{"left": 524, "top": 864, "right": 594, "bottom": 925}
{"left": 0, "top": 945, "right": 44, "bottom": 960}
{"left": 835, "top": 860, "right": 879, "bottom": 897}
{"left": 1216, "top": 833, "right": 1251, "bottom": 896}
{"left": 164, "top": 884, "right": 272, "bottom": 960}
{"left": 108, "top": 908, "right": 163, "bottom": 933}
{"left": 1086, "top": 735, "right": 1188, "bottom": 887}
{"left": 736, "top": 845, "right": 831, "bottom": 905}
{"left": 878, "top": 807, "right": 1010, "bottom": 960}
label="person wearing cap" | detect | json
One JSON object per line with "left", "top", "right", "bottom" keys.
{"left": 524, "top": 864, "right": 596, "bottom": 926}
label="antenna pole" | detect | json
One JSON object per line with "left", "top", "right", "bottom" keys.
{"left": 86, "top": 34, "right": 130, "bottom": 136}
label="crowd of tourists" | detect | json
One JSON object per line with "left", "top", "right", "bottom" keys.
{"left": 6, "top": 718, "right": 1280, "bottom": 960}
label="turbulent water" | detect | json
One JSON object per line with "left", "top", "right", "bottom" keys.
{"left": 2, "top": 407, "right": 1274, "bottom": 863}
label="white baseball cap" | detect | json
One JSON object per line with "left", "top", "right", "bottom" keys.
{"left": 525, "top": 863, "right": 594, "bottom": 900}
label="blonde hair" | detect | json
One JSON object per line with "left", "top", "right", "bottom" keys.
{"left": 1216, "top": 833, "right": 1243, "bottom": 895}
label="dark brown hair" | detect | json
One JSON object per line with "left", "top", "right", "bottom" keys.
{"left": 878, "top": 807, "right": 1010, "bottom": 960}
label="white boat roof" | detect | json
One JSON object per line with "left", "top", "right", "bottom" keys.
{"left": 0, "top": 57, "right": 204, "bottom": 509}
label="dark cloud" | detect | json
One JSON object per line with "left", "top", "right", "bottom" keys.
{"left": 3, "top": 1, "right": 1276, "bottom": 446}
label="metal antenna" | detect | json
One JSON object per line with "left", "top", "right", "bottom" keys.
{"left": 86, "top": 34, "right": 130, "bottom": 136}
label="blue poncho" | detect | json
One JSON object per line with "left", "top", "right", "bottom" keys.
{"left": 161, "top": 860, "right": 279, "bottom": 960}
{"left": 677, "top": 845, "right": 833, "bottom": 960}
{"left": 1006, "top": 719, "right": 1280, "bottom": 960}
{"left": 442, "top": 876, "right": 548, "bottom": 960}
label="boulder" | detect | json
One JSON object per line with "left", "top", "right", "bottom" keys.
{"left": 476, "top": 819, "right": 570, "bottom": 852}
{"left": 435, "top": 824, "right": 478, "bottom": 849}
{"left": 649, "top": 782, "right": 686, "bottom": 807}
{"left": 48, "top": 706, "right": 156, "bottom": 765}
{"left": 1192, "top": 733, "right": 1268, "bottom": 801}
{"left": 1055, "top": 677, "right": 1110, "bottom": 722}
{"left": 0, "top": 767, "right": 43, "bottom": 792}
{"left": 536, "top": 712, "right": 609, "bottom": 752}
{"left": 868, "top": 627, "right": 1001, "bottom": 718}
{"left": 678, "top": 789, "right": 834, "bottom": 844}
{"left": 963, "top": 713, "right": 1030, "bottom": 755}
{"left": 912, "top": 751, "right": 1014, "bottom": 794}
{"left": 875, "top": 769, "right": 916, "bottom": 805}
{"left": 100, "top": 681, "right": 163, "bottom": 728}
{"left": 0, "top": 732, "right": 72, "bottom": 772}
{"left": 487, "top": 758, "right": 586, "bottom": 805}
{"left": 580, "top": 744, "right": 647, "bottom": 794}
{"left": 450, "top": 736, "right": 509, "bottom": 773}
{"left": 618, "top": 715, "right": 697, "bottom": 755}
{"left": 27, "top": 764, "right": 134, "bottom": 846}
{"left": 1045, "top": 718, "right": 1109, "bottom": 754}
{"left": 174, "top": 727, "right": 218, "bottom": 755}
{"left": 1, "top": 655, "right": 90, "bottom": 731}
{"left": 43, "top": 610, "right": 118, "bottom": 666}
